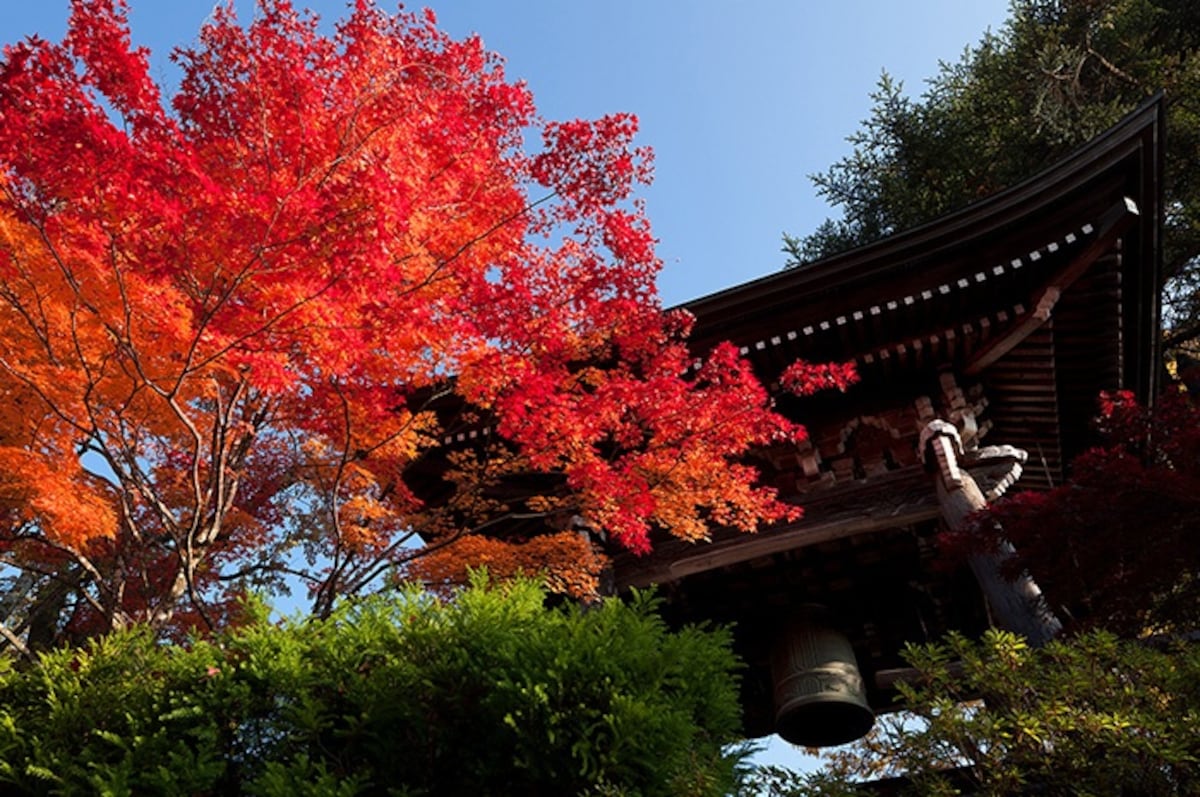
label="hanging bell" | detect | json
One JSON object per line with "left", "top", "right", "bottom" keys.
{"left": 770, "top": 607, "right": 875, "bottom": 747}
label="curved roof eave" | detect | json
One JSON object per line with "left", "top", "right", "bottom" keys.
{"left": 681, "top": 93, "right": 1164, "bottom": 399}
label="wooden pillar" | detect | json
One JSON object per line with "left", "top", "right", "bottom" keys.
{"left": 920, "top": 419, "right": 1061, "bottom": 646}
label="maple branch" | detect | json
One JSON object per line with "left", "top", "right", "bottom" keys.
{"left": 0, "top": 220, "right": 188, "bottom": 558}
{"left": 337, "top": 530, "right": 422, "bottom": 596}
{"left": 214, "top": 559, "right": 314, "bottom": 585}
{"left": 0, "top": 621, "right": 34, "bottom": 662}
{"left": 0, "top": 279, "right": 55, "bottom": 365}
{"left": 101, "top": 421, "right": 183, "bottom": 540}
{"left": 207, "top": 377, "right": 248, "bottom": 539}
{"left": 0, "top": 200, "right": 59, "bottom": 363}
{"left": 311, "top": 380, "right": 357, "bottom": 619}
{"left": 18, "top": 207, "right": 112, "bottom": 359}
{"left": 188, "top": 272, "right": 345, "bottom": 376}
{"left": 1, "top": 542, "right": 118, "bottom": 631}
{"left": 0, "top": 332, "right": 189, "bottom": 578}
{"left": 326, "top": 423, "right": 548, "bottom": 599}
{"left": 160, "top": 110, "right": 543, "bottom": 397}
{"left": 102, "top": 233, "right": 139, "bottom": 367}
{"left": 80, "top": 438, "right": 143, "bottom": 545}
{"left": 317, "top": 57, "right": 473, "bottom": 186}
{"left": 349, "top": 511, "right": 559, "bottom": 598}
{"left": 413, "top": 190, "right": 559, "bottom": 294}
{"left": 161, "top": 124, "right": 350, "bottom": 398}
{"left": 189, "top": 62, "right": 487, "bottom": 372}
{"left": 311, "top": 399, "right": 453, "bottom": 602}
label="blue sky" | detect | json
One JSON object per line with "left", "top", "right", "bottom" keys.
{"left": 5, "top": 0, "right": 1010, "bottom": 307}
{"left": 4, "top": 0, "right": 1011, "bottom": 771}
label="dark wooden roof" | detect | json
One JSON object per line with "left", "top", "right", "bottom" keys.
{"left": 682, "top": 96, "right": 1162, "bottom": 407}
{"left": 616, "top": 95, "right": 1164, "bottom": 584}
{"left": 610, "top": 98, "right": 1165, "bottom": 716}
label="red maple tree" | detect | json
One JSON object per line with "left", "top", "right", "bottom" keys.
{"left": 0, "top": 0, "right": 838, "bottom": 649}
{"left": 946, "top": 386, "right": 1200, "bottom": 635}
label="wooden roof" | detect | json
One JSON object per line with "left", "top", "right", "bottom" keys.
{"left": 614, "top": 95, "right": 1164, "bottom": 590}
{"left": 682, "top": 96, "right": 1162, "bottom": 404}
{"left": 610, "top": 99, "right": 1164, "bottom": 716}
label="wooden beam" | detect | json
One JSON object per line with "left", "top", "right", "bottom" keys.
{"left": 663, "top": 505, "right": 940, "bottom": 584}
{"left": 964, "top": 197, "right": 1139, "bottom": 376}
{"left": 612, "top": 468, "right": 943, "bottom": 588}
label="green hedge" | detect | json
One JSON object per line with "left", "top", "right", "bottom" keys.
{"left": 0, "top": 579, "right": 744, "bottom": 796}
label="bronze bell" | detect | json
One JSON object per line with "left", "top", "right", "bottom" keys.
{"left": 770, "top": 607, "right": 874, "bottom": 747}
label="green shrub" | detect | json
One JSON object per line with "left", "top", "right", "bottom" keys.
{"left": 0, "top": 578, "right": 744, "bottom": 796}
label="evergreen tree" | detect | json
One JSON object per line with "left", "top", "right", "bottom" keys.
{"left": 785, "top": 0, "right": 1200, "bottom": 346}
